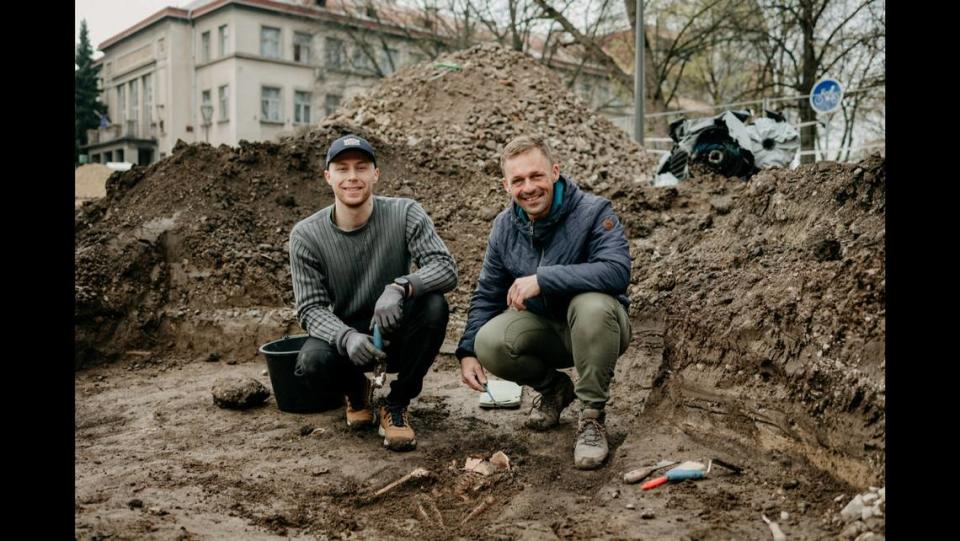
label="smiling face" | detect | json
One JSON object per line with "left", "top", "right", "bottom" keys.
{"left": 502, "top": 148, "right": 560, "bottom": 221}
{"left": 324, "top": 150, "right": 380, "bottom": 208}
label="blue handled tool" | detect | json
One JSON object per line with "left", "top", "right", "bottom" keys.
{"left": 372, "top": 324, "right": 383, "bottom": 349}
{"left": 371, "top": 324, "right": 387, "bottom": 389}
{"left": 641, "top": 460, "right": 712, "bottom": 490}
{"left": 666, "top": 469, "right": 706, "bottom": 481}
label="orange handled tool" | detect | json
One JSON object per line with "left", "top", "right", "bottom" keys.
{"left": 641, "top": 469, "right": 706, "bottom": 490}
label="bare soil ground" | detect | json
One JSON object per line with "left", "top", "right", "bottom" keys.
{"left": 76, "top": 323, "right": 864, "bottom": 540}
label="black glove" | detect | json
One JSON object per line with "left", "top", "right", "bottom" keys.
{"left": 373, "top": 284, "right": 405, "bottom": 332}
{"left": 340, "top": 329, "right": 387, "bottom": 367}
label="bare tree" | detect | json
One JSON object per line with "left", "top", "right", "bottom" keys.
{"left": 735, "top": 0, "right": 885, "bottom": 163}
{"left": 329, "top": 0, "right": 465, "bottom": 78}
{"left": 535, "top": 0, "right": 748, "bottom": 136}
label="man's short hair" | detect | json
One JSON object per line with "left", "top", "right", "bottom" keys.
{"left": 500, "top": 135, "right": 556, "bottom": 176}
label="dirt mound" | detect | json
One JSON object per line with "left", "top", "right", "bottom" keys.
{"left": 328, "top": 42, "right": 657, "bottom": 191}
{"left": 611, "top": 156, "right": 885, "bottom": 487}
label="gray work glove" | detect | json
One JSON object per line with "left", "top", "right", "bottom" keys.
{"left": 372, "top": 284, "right": 405, "bottom": 333}
{"left": 339, "top": 329, "right": 387, "bottom": 367}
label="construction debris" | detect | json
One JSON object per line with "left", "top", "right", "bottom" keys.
{"left": 653, "top": 109, "right": 800, "bottom": 185}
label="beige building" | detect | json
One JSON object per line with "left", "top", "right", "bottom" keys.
{"left": 83, "top": 0, "right": 629, "bottom": 165}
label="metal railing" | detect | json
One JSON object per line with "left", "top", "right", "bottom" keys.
{"left": 86, "top": 120, "right": 157, "bottom": 145}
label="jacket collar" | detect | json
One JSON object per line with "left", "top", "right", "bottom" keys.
{"left": 511, "top": 175, "right": 579, "bottom": 243}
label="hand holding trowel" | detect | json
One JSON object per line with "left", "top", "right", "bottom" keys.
{"left": 371, "top": 324, "right": 388, "bottom": 389}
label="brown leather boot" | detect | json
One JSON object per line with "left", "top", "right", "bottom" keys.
{"left": 378, "top": 404, "right": 416, "bottom": 451}
{"left": 525, "top": 372, "right": 576, "bottom": 431}
{"left": 574, "top": 407, "right": 608, "bottom": 470}
{"left": 344, "top": 377, "right": 375, "bottom": 430}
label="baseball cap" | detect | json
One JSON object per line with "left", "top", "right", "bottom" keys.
{"left": 325, "top": 134, "right": 377, "bottom": 169}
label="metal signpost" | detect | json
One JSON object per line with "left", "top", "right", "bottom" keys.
{"left": 810, "top": 78, "right": 844, "bottom": 160}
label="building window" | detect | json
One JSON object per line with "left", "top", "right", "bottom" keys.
{"left": 201, "top": 31, "right": 211, "bottom": 63}
{"left": 325, "top": 37, "right": 344, "bottom": 68}
{"left": 143, "top": 73, "right": 153, "bottom": 127}
{"left": 218, "top": 25, "right": 229, "bottom": 57}
{"left": 294, "top": 91, "right": 312, "bottom": 124}
{"left": 116, "top": 85, "right": 126, "bottom": 123}
{"left": 201, "top": 90, "right": 212, "bottom": 123}
{"left": 104, "top": 150, "right": 113, "bottom": 162}
{"left": 218, "top": 85, "right": 229, "bottom": 120}
{"left": 261, "top": 27, "right": 281, "bottom": 59}
{"left": 324, "top": 94, "right": 341, "bottom": 116}
{"left": 352, "top": 47, "right": 374, "bottom": 73}
{"left": 129, "top": 81, "right": 139, "bottom": 127}
{"left": 294, "top": 32, "right": 312, "bottom": 64}
{"left": 116, "top": 149, "right": 124, "bottom": 162}
{"left": 261, "top": 86, "right": 281, "bottom": 122}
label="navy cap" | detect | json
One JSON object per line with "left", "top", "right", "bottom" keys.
{"left": 325, "top": 134, "right": 377, "bottom": 169}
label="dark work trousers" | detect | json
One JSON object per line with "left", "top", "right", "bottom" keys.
{"left": 294, "top": 293, "right": 449, "bottom": 408}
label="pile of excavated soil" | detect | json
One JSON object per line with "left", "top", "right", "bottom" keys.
{"left": 611, "top": 156, "right": 885, "bottom": 487}
{"left": 75, "top": 42, "right": 884, "bottom": 487}
{"left": 75, "top": 163, "right": 113, "bottom": 207}
{"left": 327, "top": 42, "right": 658, "bottom": 192}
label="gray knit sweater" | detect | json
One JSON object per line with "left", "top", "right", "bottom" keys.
{"left": 289, "top": 196, "right": 458, "bottom": 348}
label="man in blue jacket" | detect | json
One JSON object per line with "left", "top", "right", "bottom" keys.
{"left": 456, "top": 134, "right": 632, "bottom": 469}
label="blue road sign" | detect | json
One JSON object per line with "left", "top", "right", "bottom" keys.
{"left": 810, "top": 78, "right": 844, "bottom": 114}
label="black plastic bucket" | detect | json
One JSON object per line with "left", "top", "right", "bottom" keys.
{"left": 258, "top": 335, "right": 342, "bottom": 413}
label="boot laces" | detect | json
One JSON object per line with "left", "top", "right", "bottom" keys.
{"left": 578, "top": 418, "right": 606, "bottom": 446}
{"left": 386, "top": 406, "right": 408, "bottom": 428}
{"left": 528, "top": 393, "right": 544, "bottom": 415}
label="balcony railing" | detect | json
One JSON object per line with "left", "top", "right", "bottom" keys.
{"left": 86, "top": 120, "right": 158, "bottom": 145}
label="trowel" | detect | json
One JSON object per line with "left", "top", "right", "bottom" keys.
{"left": 372, "top": 324, "right": 387, "bottom": 389}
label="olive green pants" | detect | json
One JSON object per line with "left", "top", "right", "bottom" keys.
{"left": 475, "top": 292, "right": 631, "bottom": 407}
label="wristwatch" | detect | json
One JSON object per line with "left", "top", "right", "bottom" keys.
{"left": 393, "top": 277, "right": 412, "bottom": 298}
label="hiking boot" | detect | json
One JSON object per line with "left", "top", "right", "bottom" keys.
{"left": 524, "top": 372, "right": 576, "bottom": 431}
{"left": 344, "top": 377, "right": 375, "bottom": 430}
{"left": 574, "top": 408, "right": 608, "bottom": 470}
{"left": 378, "top": 404, "right": 417, "bottom": 451}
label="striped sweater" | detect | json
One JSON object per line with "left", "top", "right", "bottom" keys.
{"left": 289, "top": 196, "right": 458, "bottom": 348}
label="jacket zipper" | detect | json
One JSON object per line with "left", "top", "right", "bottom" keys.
{"left": 539, "top": 246, "right": 547, "bottom": 312}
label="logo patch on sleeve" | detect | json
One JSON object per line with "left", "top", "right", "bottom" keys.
{"left": 602, "top": 217, "right": 614, "bottom": 231}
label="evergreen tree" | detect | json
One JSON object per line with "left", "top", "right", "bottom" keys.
{"left": 75, "top": 20, "right": 106, "bottom": 164}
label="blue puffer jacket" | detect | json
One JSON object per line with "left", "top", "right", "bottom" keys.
{"left": 456, "top": 175, "right": 631, "bottom": 359}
